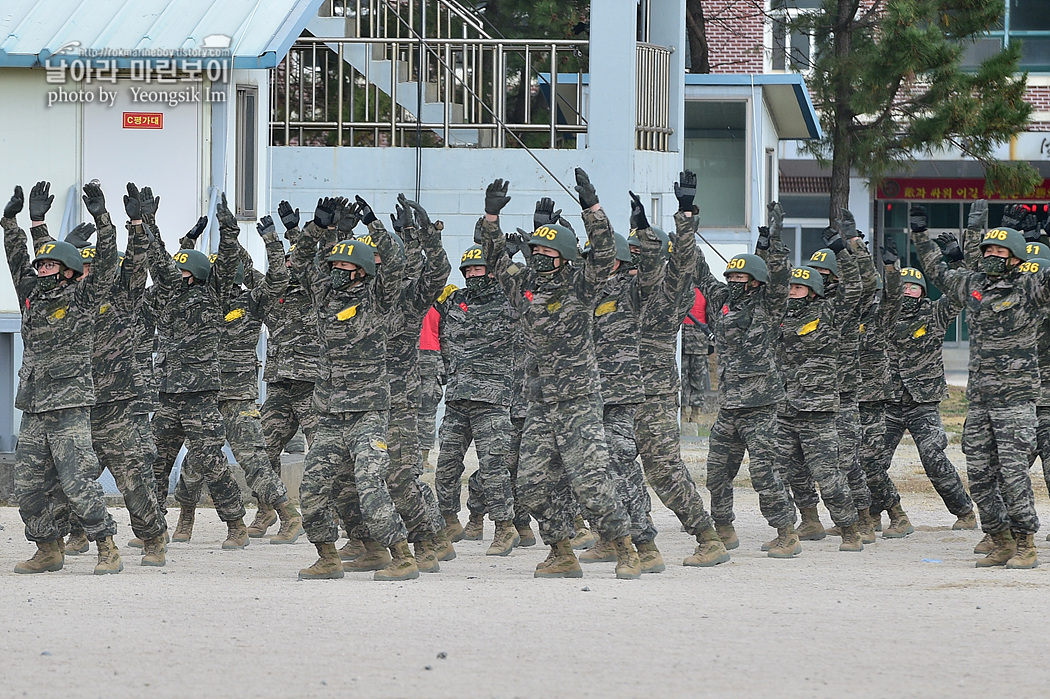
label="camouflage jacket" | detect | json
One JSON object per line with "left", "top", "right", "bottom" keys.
{"left": 887, "top": 293, "right": 961, "bottom": 405}
{"left": 638, "top": 211, "right": 699, "bottom": 397}
{"left": 215, "top": 223, "right": 288, "bottom": 401}
{"left": 777, "top": 247, "right": 860, "bottom": 414}
{"left": 481, "top": 207, "right": 615, "bottom": 404}
{"left": 694, "top": 237, "right": 788, "bottom": 409}
{"left": 510, "top": 319, "right": 528, "bottom": 418}
{"left": 821, "top": 240, "right": 877, "bottom": 396}
{"left": 382, "top": 223, "right": 451, "bottom": 407}
{"left": 913, "top": 229, "right": 1050, "bottom": 405}
{"left": 29, "top": 221, "right": 152, "bottom": 406}
{"left": 438, "top": 278, "right": 519, "bottom": 405}
{"left": 292, "top": 220, "right": 404, "bottom": 414}
{"left": 137, "top": 284, "right": 160, "bottom": 411}
{"left": 856, "top": 261, "right": 903, "bottom": 403}
{"left": 592, "top": 265, "right": 652, "bottom": 407}
{"left": 1038, "top": 311, "right": 1050, "bottom": 406}
{"left": 147, "top": 232, "right": 222, "bottom": 394}
{"left": 681, "top": 321, "right": 709, "bottom": 354}
{"left": 3, "top": 211, "right": 117, "bottom": 413}
{"left": 263, "top": 225, "right": 322, "bottom": 385}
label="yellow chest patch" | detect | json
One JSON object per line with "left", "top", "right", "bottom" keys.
{"left": 547, "top": 300, "right": 562, "bottom": 313}
{"left": 224, "top": 308, "right": 246, "bottom": 322}
{"left": 858, "top": 323, "right": 865, "bottom": 334}
{"left": 337, "top": 305, "right": 358, "bottom": 321}
{"left": 797, "top": 318, "right": 820, "bottom": 336}
{"left": 99, "top": 304, "right": 111, "bottom": 316}
{"left": 595, "top": 300, "right": 617, "bottom": 317}
{"left": 437, "top": 284, "right": 458, "bottom": 303}
{"left": 913, "top": 325, "right": 927, "bottom": 339}
{"left": 48, "top": 307, "right": 67, "bottom": 321}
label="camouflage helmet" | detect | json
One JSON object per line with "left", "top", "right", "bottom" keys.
{"left": 807, "top": 248, "right": 839, "bottom": 276}
{"left": 173, "top": 249, "right": 212, "bottom": 282}
{"left": 34, "top": 240, "right": 85, "bottom": 278}
{"left": 528, "top": 223, "right": 578, "bottom": 261}
{"left": 627, "top": 227, "right": 671, "bottom": 258}
{"left": 327, "top": 239, "right": 376, "bottom": 277}
{"left": 80, "top": 246, "right": 96, "bottom": 263}
{"left": 978, "top": 227, "right": 1027, "bottom": 260}
{"left": 613, "top": 233, "right": 632, "bottom": 263}
{"left": 1025, "top": 241, "right": 1050, "bottom": 261}
{"left": 900, "top": 267, "right": 927, "bottom": 294}
{"left": 357, "top": 231, "right": 406, "bottom": 257}
{"left": 459, "top": 244, "right": 487, "bottom": 271}
{"left": 723, "top": 253, "right": 769, "bottom": 284}
{"left": 789, "top": 265, "right": 824, "bottom": 297}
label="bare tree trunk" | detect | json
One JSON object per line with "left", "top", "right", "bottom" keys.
{"left": 685, "top": 0, "right": 710, "bottom": 73}
{"left": 828, "top": 0, "right": 855, "bottom": 219}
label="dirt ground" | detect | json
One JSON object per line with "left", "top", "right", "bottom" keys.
{"left": 3, "top": 439, "right": 1050, "bottom": 698}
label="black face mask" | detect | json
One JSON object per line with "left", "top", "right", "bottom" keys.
{"left": 727, "top": 281, "right": 748, "bottom": 301}
{"left": 181, "top": 276, "right": 194, "bottom": 290}
{"left": 787, "top": 296, "right": 809, "bottom": 313}
{"left": 981, "top": 255, "right": 1007, "bottom": 277}
{"left": 901, "top": 296, "right": 922, "bottom": 313}
{"left": 330, "top": 268, "right": 355, "bottom": 290}
{"left": 820, "top": 272, "right": 835, "bottom": 292}
{"left": 529, "top": 253, "right": 558, "bottom": 274}
{"left": 37, "top": 273, "right": 60, "bottom": 292}
{"left": 465, "top": 276, "right": 491, "bottom": 291}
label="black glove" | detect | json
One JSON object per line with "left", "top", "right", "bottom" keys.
{"left": 390, "top": 201, "right": 413, "bottom": 233}
{"left": 674, "top": 170, "right": 697, "bottom": 213}
{"left": 908, "top": 205, "right": 928, "bottom": 234}
{"left": 838, "top": 208, "right": 860, "bottom": 239}
{"left": 3, "top": 186, "right": 24, "bottom": 219}
{"left": 186, "top": 215, "right": 209, "bottom": 241}
{"left": 123, "top": 182, "right": 142, "bottom": 220}
{"left": 756, "top": 226, "right": 771, "bottom": 251}
{"left": 82, "top": 181, "right": 107, "bottom": 218}
{"left": 767, "top": 201, "right": 785, "bottom": 240}
{"left": 1020, "top": 210, "right": 1041, "bottom": 241}
{"left": 401, "top": 194, "right": 431, "bottom": 232}
{"left": 510, "top": 228, "right": 531, "bottom": 257}
{"left": 822, "top": 225, "right": 845, "bottom": 253}
{"left": 485, "top": 179, "right": 511, "bottom": 216}
{"left": 139, "top": 186, "right": 159, "bottom": 223}
{"left": 935, "top": 231, "right": 963, "bottom": 263}
{"left": 336, "top": 202, "right": 359, "bottom": 236}
{"left": 66, "top": 222, "right": 96, "bottom": 248}
{"left": 534, "top": 197, "right": 560, "bottom": 230}
{"left": 278, "top": 200, "right": 300, "bottom": 230}
{"left": 881, "top": 234, "right": 899, "bottom": 266}
{"left": 629, "top": 191, "right": 649, "bottom": 230}
{"left": 574, "top": 168, "right": 598, "bottom": 209}
{"left": 29, "top": 181, "right": 54, "bottom": 221}
{"left": 313, "top": 197, "right": 335, "bottom": 228}
{"left": 329, "top": 197, "right": 350, "bottom": 231}
{"left": 967, "top": 200, "right": 988, "bottom": 230}
{"left": 256, "top": 215, "right": 276, "bottom": 238}
{"left": 557, "top": 216, "right": 575, "bottom": 233}
{"left": 353, "top": 196, "right": 376, "bottom": 226}
{"left": 216, "top": 193, "right": 238, "bottom": 230}
{"left": 1000, "top": 203, "right": 1025, "bottom": 230}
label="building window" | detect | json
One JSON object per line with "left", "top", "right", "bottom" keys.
{"left": 957, "top": 1, "right": 1050, "bottom": 71}
{"left": 769, "top": 0, "right": 821, "bottom": 72}
{"left": 236, "top": 85, "right": 258, "bottom": 219}
{"left": 684, "top": 101, "right": 747, "bottom": 227}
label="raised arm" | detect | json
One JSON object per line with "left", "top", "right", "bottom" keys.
{"left": 410, "top": 198, "right": 452, "bottom": 310}
{"left": 480, "top": 180, "right": 530, "bottom": 312}
{"left": 355, "top": 196, "right": 404, "bottom": 312}
{"left": 77, "top": 182, "right": 118, "bottom": 305}
{"left": 247, "top": 215, "right": 290, "bottom": 312}
{"left": 574, "top": 169, "right": 615, "bottom": 295}
{"left": 910, "top": 228, "right": 968, "bottom": 305}
{"left": 2, "top": 186, "right": 36, "bottom": 306}
{"left": 880, "top": 236, "right": 903, "bottom": 329}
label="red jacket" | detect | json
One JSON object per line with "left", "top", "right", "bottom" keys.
{"left": 682, "top": 288, "right": 706, "bottom": 325}
{"left": 420, "top": 306, "right": 441, "bottom": 351}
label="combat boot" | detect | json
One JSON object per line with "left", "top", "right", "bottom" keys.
{"left": 839, "top": 523, "right": 864, "bottom": 552}
{"left": 569, "top": 515, "right": 598, "bottom": 550}
{"left": 684, "top": 527, "right": 730, "bottom": 567}
{"left": 246, "top": 504, "right": 278, "bottom": 538}
{"left": 128, "top": 531, "right": 169, "bottom": 549}
{"left": 298, "top": 543, "right": 344, "bottom": 580}
{"left": 345, "top": 539, "right": 392, "bottom": 571}
{"left": 1006, "top": 532, "right": 1039, "bottom": 569}
{"left": 140, "top": 535, "right": 167, "bottom": 567}
{"left": 14, "top": 541, "right": 64, "bottom": 574}
{"left": 413, "top": 537, "right": 441, "bottom": 573}
{"left": 433, "top": 528, "right": 457, "bottom": 561}
{"left": 487, "top": 521, "right": 520, "bottom": 556}
{"left": 883, "top": 503, "right": 914, "bottom": 539}
{"left": 974, "top": 533, "right": 996, "bottom": 554}
{"left": 94, "top": 536, "right": 123, "bottom": 575}
{"left": 857, "top": 508, "right": 876, "bottom": 544}
{"left": 715, "top": 523, "right": 739, "bottom": 550}
{"left": 613, "top": 536, "right": 641, "bottom": 579}
{"left": 171, "top": 507, "right": 195, "bottom": 543}
{"left": 222, "top": 519, "right": 250, "bottom": 550}
{"left": 579, "top": 538, "right": 617, "bottom": 563}
{"left": 976, "top": 530, "right": 1016, "bottom": 568}
{"left": 65, "top": 531, "right": 89, "bottom": 555}
{"left": 516, "top": 523, "right": 537, "bottom": 547}
{"left": 534, "top": 540, "right": 583, "bottom": 578}
{"left": 270, "top": 502, "right": 304, "bottom": 544}
{"left": 339, "top": 538, "right": 365, "bottom": 561}
{"left": 766, "top": 525, "right": 802, "bottom": 558}
{"left": 443, "top": 513, "right": 465, "bottom": 542}
{"left": 636, "top": 541, "right": 666, "bottom": 573}
{"left": 463, "top": 512, "right": 485, "bottom": 540}
{"left": 796, "top": 506, "right": 826, "bottom": 541}
{"left": 375, "top": 541, "right": 420, "bottom": 581}
{"left": 953, "top": 510, "right": 978, "bottom": 530}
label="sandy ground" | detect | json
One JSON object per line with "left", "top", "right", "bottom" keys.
{"left": 3, "top": 439, "right": 1050, "bottom": 698}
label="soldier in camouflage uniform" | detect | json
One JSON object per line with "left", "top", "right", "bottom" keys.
{"left": 1024, "top": 243, "right": 1050, "bottom": 540}
{"left": 777, "top": 225, "right": 865, "bottom": 551}
{"left": 693, "top": 201, "right": 799, "bottom": 557}
{"left": 479, "top": 170, "right": 642, "bottom": 579}
{"left": 171, "top": 204, "right": 303, "bottom": 544}
{"left": 3, "top": 182, "right": 123, "bottom": 574}
{"left": 148, "top": 194, "right": 249, "bottom": 550}
{"left": 27, "top": 182, "right": 168, "bottom": 566}
{"left": 434, "top": 243, "right": 521, "bottom": 557}
{"left": 680, "top": 290, "right": 710, "bottom": 421}
{"left": 293, "top": 195, "right": 419, "bottom": 582}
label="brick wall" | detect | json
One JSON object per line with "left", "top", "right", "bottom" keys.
{"left": 702, "top": 0, "right": 765, "bottom": 74}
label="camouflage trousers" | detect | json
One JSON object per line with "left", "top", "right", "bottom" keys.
{"left": 517, "top": 395, "right": 628, "bottom": 545}
{"left": 418, "top": 370, "right": 444, "bottom": 451}
{"left": 778, "top": 409, "right": 858, "bottom": 527}
{"left": 603, "top": 403, "right": 656, "bottom": 544}
{"left": 1037, "top": 406, "right": 1050, "bottom": 495}
{"left": 680, "top": 352, "right": 709, "bottom": 409}
{"left": 790, "top": 394, "right": 871, "bottom": 513}
{"left": 261, "top": 379, "right": 319, "bottom": 476}
{"left": 381, "top": 402, "right": 443, "bottom": 542}
{"left": 881, "top": 395, "right": 972, "bottom": 516}
{"left": 963, "top": 402, "right": 1039, "bottom": 536}
{"left": 436, "top": 399, "right": 515, "bottom": 522}
{"left": 469, "top": 415, "right": 532, "bottom": 527}
{"left": 301, "top": 410, "right": 408, "bottom": 546}
{"left": 15, "top": 407, "right": 117, "bottom": 543}
{"left": 152, "top": 392, "right": 246, "bottom": 522}
{"left": 634, "top": 394, "right": 714, "bottom": 536}
{"left": 707, "top": 404, "right": 795, "bottom": 529}
{"left": 62, "top": 403, "right": 165, "bottom": 541}
{"left": 176, "top": 399, "right": 289, "bottom": 509}
{"left": 858, "top": 401, "right": 901, "bottom": 514}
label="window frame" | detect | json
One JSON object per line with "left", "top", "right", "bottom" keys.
{"left": 235, "top": 84, "right": 259, "bottom": 220}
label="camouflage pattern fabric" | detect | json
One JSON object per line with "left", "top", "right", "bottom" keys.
{"left": 888, "top": 295, "right": 962, "bottom": 404}
{"left": 681, "top": 320, "right": 709, "bottom": 354}
{"left": 858, "top": 402, "right": 900, "bottom": 513}
{"left": 680, "top": 352, "right": 709, "bottom": 409}
{"left": 262, "top": 379, "right": 319, "bottom": 475}
{"left": 1037, "top": 406, "right": 1050, "bottom": 495}
{"left": 837, "top": 396, "right": 872, "bottom": 510}
{"left": 592, "top": 268, "right": 646, "bottom": 406}
{"left": 137, "top": 286, "right": 159, "bottom": 413}
{"left": 385, "top": 403, "right": 444, "bottom": 541}
{"left": 465, "top": 415, "right": 532, "bottom": 528}
{"left": 604, "top": 404, "right": 656, "bottom": 544}
{"left": 439, "top": 279, "right": 519, "bottom": 405}
{"left": 831, "top": 239, "right": 878, "bottom": 396}
{"left": 417, "top": 348, "right": 444, "bottom": 449}
{"left": 963, "top": 403, "right": 1039, "bottom": 535}
{"left": 435, "top": 399, "right": 515, "bottom": 522}
{"left": 777, "top": 408, "right": 858, "bottom": 526}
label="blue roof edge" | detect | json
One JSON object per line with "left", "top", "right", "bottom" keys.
{"left": 685, "top": 72, "right": 821, "bottom": 140}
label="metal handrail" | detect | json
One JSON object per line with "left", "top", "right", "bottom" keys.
{"left": 636, "top": 42, "right": 671, "bottom": 152}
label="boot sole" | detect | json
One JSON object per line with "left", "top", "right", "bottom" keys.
{"left": 437, "top": 549, "right": 456, "bottom": 562}
{"left": 462, "top": 533, "right": 483, "bottom": 541}
{"left": 975, "top": 560, "right": 1008, "bottom": 567}
{"left": 298, "top": 570, "right": 345, "bottom": 580}
{"left": 14, "top": 563, "right": 63, "bottom": 574}
{"left": 94, "top": 562, "right": 124, "bottom": 575}
{"left": 953, "top": 521, "right": 978, "bottom": 531}
{"left": 683, "top": 554, "right": 730, "bottom": 567}
{"left": 344, "top": 562, "right": 391, "bottom": 572}
{"left": 615, "top": 570, "right": 641, "bottom": 580}
{"left": 374, "top": 570, "right": 421, "bottom": 581}
{"left": 270, "top": 527, "right": 305, "bottom": 545}
{"left": 140, "top": 558, "right": 166, "bottom": 567}
{"left": 171, "top": 536, "right": 191, "bottom": 543}
{"left": 1006, "top": 560, "right": 1039, "bottom": 569}
{"left": 417, "top": 563, "right": 441, "bottom": 573}
{"left": 222, "top": 541, "right": 250, "bottom": 550}
{"left": 767, "top": 545, "right": 802, "bottom": 558}
{"left": 534, "top": 569, "right": 584, "bottom": 578}
{"left": 640, "top": 563, "right": 666, "bottom": 573}
{"left": 247, "top": 531, "right": 270, "bottom": 538}
{"left": 486, "top": 547, "right": 514, "bottom": 557}
{"left": 127, "top": 539, "right": 144, "bottom": 549}
{"left": 516, "top": 538, "right": 536, "bottom": 547}
{"left": 65, "top": 547, "right": 89, "bottom": 555}
{"left": 797, "top": 532, "right": 826, "bottom": 541}
{"left": 882, "top": 529, "right": 914, "bottom": 539}
{"left": 720, "top": 539, "right": 740, "bottom": 551}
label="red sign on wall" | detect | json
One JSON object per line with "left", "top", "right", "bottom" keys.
{"left": 123, "top": 112, "right": 163, "bottom": 129}
{"left": 877, "top": 177, "right": 1050, "bottom": 202}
